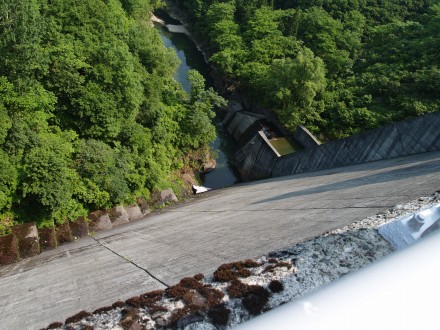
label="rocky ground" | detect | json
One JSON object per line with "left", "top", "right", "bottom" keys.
{"left": 42, "top": 191, "right": 440, "bottom": 330}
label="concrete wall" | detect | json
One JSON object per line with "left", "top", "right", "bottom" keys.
{"left": 234, "top": 132, "right": 279, "bottom": 181}
{"left": 234, "top": 111, "right": 440, "bottom": 180}
{"left": 0, "top": 204, "right": 147, "bottom": 266}
{"left": 294, "top": 125, "right": 321, "bottom": 149}
{"left": 226, "top": 111, "right": 265, "bottom": 142}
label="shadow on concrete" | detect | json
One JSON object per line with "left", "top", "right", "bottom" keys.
{"left": 230, "top": 151, "right": 440, "bottom": 190}
{"left": 253, "top": 160, "right": 440, "bottom": 204}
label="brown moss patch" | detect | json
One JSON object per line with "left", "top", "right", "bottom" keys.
{"left": 112, "top": 301, "right": 126, "bottom": 309}
{"left": 65, "top": 310, "right": 91, "bottom": 324}
{"left": 167, "top": 279, "right": 224, "bottom": 311}
{"left": 213, "top": 259, "right": 262, "bottom": 282}
{"left": 46, "top": 322, "right": 63, "bottom": 329}
{"left": 268, "top": 280, "right": 284, "bottom": 293}
{"left": 141, "top": 290, "right": 164, "bottom": 299}
{"left": 147, "top": 304, "right": 169, "bottom": 314}
{"left": 214, "top": 265, "right": 250, "bottom": 282}
{"left": 241, "top": 259, "right": 263, "bottom": 268}
{"left": 193, "top": 273, "right": 205, "bottom": 281}
{"left": 180, "top": 277, "right": 204, "bottom": 290}
{"left": 263, "top": 261, "right": 292, "bottom": 273}
{"left": 198, "top": 286, "right": 225, "bottom": 307}
{"left": 93, "top": 306, "right": 114, "bottom": 315}
{"left": 241, "top": 285, "right": 270, "bottom": 315}
{"left": 166, "top": 283, "right": 189, "bottom": 300}
{"left": 183, "top": 290, "right": 208, "bottom": 308}
{"left": 139, "top": 291, "right": 167, "bottom": 312}
{"left": 126, "top": 296, "right": 142, "bottom": 308}
{"left": 227, "top": 280, "right": 250, "bottom": 298}
{"left": 120, "top": 308, "right": 142, "bottom": 330}
{"left": 213, "top": 269, "right": 236, "bottom": 282}
{"left": 207, "top": 303, "right": 231, "bottom": 326}
{"left": 182, "top": 291, "right": 196, "bottom": 305}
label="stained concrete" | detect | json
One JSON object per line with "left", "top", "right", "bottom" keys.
{"left": 1, "top": 151, "right": 440, "bottom": 329}
{"left": 294, "top": 125, "right": 321, "bottom": 149}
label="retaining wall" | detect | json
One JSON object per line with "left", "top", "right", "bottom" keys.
{"left": 235, "top": 111, "right": 440, "bottom": 180}
{"left": 294, "top": 125, "right": 321, "bottom": 149}
{"left": 0, "top": 204, "right": 146, "bottom": 266}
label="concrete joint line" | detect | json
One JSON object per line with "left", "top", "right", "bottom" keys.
{"left": 90, "top": 236, "right": 170, "bottom": 288}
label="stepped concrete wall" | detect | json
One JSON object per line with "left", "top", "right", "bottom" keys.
{"left": 233, "top": 111, "right": 440, "bottom": 180}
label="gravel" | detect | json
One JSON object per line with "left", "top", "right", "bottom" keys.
{"left": 43, "top": 191, "right": 440, "bottom": 330}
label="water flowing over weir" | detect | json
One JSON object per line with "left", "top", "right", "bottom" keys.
{"left": 153, "top": 12, "right": 241, "bottom": 189}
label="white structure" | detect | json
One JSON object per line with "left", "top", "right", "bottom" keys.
{"left": 379, "top": 203, "right": 440, "bottom": 249}
{"left": 235, "top": 230, "right": 440, "bottom": 330}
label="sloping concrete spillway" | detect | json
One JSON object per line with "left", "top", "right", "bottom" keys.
{"left": 1, "top": 151, "right": 440, "bottom": 329}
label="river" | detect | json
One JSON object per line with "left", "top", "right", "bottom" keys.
{"left": 154, "top": 13, "right": 240, "bottom": 189}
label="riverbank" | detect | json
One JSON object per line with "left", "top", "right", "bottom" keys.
{"left": 158, "top": 1, "right": 228, "bottom": 91}
{"left": 152, "top": 10, "right": 240, "bottom": 189}
{"left": 40, "top": 190, "right": 440, "bottom": 329}
{"left": 157, "top": 2, "right": 310, "bottom": 153}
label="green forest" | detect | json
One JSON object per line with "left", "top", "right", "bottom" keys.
{"left": 174, "top": 0, "right": 440, "bottom": 138}
{"left": 1, "top": 0, "right": 439, "bottom": 234}
{"left": 0, "top": 0, "right": 225, "bottom": 232}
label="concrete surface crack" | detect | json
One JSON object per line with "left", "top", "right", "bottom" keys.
{"left": 90, "top": 236, "right": 170, "bottom": 288}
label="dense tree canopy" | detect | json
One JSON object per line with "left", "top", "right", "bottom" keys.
{"left": 0, "top": 0, "right": 223, "bottom": 232}
{"left": 174, "top": 0, "right": 440, "bottom": 138}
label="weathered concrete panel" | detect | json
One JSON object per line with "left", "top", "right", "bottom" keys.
{"left": 108, "top": 206, "right": 129, "bottom": 227}
{"left": 70, "top": 217, "right": 89, "bottom": 238}
{"left": 294, "top": 125, "right": 320, "bottom": 149}
{"left": 159, "top": 189, "right": 178, "bottom": 204}
{"left": 271, "top": 149, "right": 308, "bottom": 177}
{"left": 227, "top": 112, "right": 260, "bottom": 142}
{"left": 242, "top": 111, "right": 440, "bottom": 179}
{"left": 397, "top": 112, "right": 440, "bottom": 154}
{"left": 38, "top": 227, "right": 57, "bottom": 252}
{"left": 234, "top": 134, "right": 277, "bottom": 180}
{"left": 56, "top": 221, "right": 73, "bottom": 245}
{"left": 89, "top": 211, "right": 112, "bottom": 232}
{"left": 222, "top": 101, "right": 243, "bottom": 125}
{"left": 125, "top": 205, "right": 144, "bottom": 221}
{"left": 0, "top": 234, "right": 19, "bottom": 265}
{"left": 11, "top": 223, "right": 40, "bottom": 258}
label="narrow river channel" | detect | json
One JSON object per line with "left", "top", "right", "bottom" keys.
{"left": 154, "top": 13, "right": 241, "bottom": 189}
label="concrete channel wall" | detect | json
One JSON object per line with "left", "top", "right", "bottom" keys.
{"left": 0, "top": 189, "right": 181, "bottom": 266}
{"left": 232, "top": 111, "right": 440, "bottom": 180}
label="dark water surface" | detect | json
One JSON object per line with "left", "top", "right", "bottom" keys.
{"left": 155, "top": 19, "right": 240, "bottom": 189}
